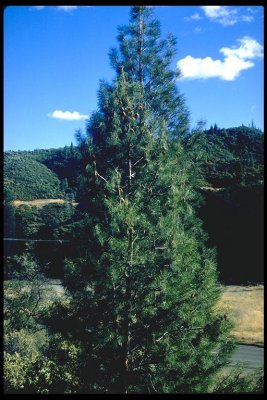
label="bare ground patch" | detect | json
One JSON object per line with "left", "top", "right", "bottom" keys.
{"left": 12, "top": 199, "right": 78, "bottom": 208}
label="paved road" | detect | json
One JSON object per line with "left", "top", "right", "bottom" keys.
{"left": 229, "top": 344, "right": 264, "bottom": 370}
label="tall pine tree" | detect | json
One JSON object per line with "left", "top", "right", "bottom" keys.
{"left": 44, "top": 7, "right": 236, "bottom": 394}
{"left": 109, "top": 6, "right": 189, "bottom": 138}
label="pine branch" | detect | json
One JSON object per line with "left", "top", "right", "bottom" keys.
{"left": 133, "top": 157, "right": 144, "bottom": 166}
{"left": 93, "top": 161, "right": 107, "bottom": 183}
{"left": 149, "top": 374, "right": 158, "bottom": 393}
{"left": 95, "top": 171, "right": 108, "bottom": 183}
{"left": 155, "top": 331, "right": 169, "bottom": 342}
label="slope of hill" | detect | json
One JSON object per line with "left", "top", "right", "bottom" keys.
{"left": 14, "top": 145, "right": 82, "bottom": 193}
{"left": 199, "top": 125, "right": 263, "bottom": 187}
{"left": 4, "top": 153, "right": 63, "bottom": 201}
{"left": 186, "top": 125, "right": 264, "bottom": 284}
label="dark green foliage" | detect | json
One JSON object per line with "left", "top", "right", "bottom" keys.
{"left": 15, "top": 205, "right": 44, "bottom": 238}
{"left": 38, "top": 203, "right": 78, "bottom": 277}
{"left": 4, "top": 254, "right": 47, "bottom": 331}
{"left": 4, "top": 153, "right": 63, "bottom": 200}
{"left": 34, "top": 145, "right": 81, "bottom": 195}
{"left": 39, "top": 203, "right": 76, "bottom": 239}
{"left": 14, "top": 202, "right": 77, "bottom": 241}
{"left": 4, "top": 187, "right": 16, "bottom": 238}
{"left": 4, "top": 187, "right": 18, "bottom": 256}
{"left": 8, "top": 205, "right": 43, "bottom": 260}
{"left": 27, "top": 144, "right": 81, "bottom": 193}
{"left": 12, "top": 203, "right": 78, "bottom": 277}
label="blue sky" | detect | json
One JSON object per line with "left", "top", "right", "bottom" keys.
{"left": 4, "top": 5, "right": 264, "bottom": 151}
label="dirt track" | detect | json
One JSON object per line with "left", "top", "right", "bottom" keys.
{"left": 12, "top": 199, "right": 78, "bottom": 208}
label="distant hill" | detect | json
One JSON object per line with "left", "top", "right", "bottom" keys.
{"left": 21, "top": 144, "right": 81, "bottom": 187}
{"left": 4, "top": 125, "right": 263, "bottom": 201}
{"left": 4, "top": 153, "right": 64, "bottom": 201}
{"left": 193, "top": 125, "right": 263, "bottom": 187}
{"left": 193, "top": 125, "right": 264, "bottom": 284}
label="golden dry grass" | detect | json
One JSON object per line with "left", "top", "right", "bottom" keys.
{"left": 12, "top": 199, "right": 78, "bottom": 208}
{"left": 216, "top": 285, "right": 264, "bottom": 345}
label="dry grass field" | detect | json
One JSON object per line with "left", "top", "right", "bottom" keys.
{"left": 216, "top": 285, "right": 264, "bottom": 345}
{"left": 46, "top": 282, "right": 263, "bottom": 345}
{"left": 4, "top": 278, "right": 263, "bottom": 346}
{"left": 12, "top": 199, "right": 78, "bottom": 208}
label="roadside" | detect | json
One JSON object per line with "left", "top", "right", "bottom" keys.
{"left": 229, "top": 344, "right": 264, "bottom": 369}
{"left": 46, "top": 281, "right": 264, "bottom": 346}
{"left": 4, "top": 279, "right": 264, "bottom": 347}
{"left": 216, "top": 285, "right": 264, "bottom": 346}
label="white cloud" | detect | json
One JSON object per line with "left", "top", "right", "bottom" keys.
{"left": 201, "top": 6, "right": 254, "bottom": 26}
{"left": 32, "top": 6, "right": 90, "bottom": 12}
{"left": 241, "top": 15, "right": 254, "bottom": 23}
{"left": 247, "top": 7, "right": 260, "bottom": 14}
{"left": 185, "top": 12, "right": 202, "bottom": 21}
{"left": 32, "top": 6, "right": 45, "bottom": 10}
{"left": 177, "top": 55, "right": 253, "bottom": 81}
{"left": 201, "top": 6, "right": 238, "bottom": 26}
{"left": 220, "top": 37, "right": 263, "bottom": 59}
{"left": 57, "top": 6, "right": 78, "bottom": 12}
{"left": 177, "top": 37, "right": 263, "bottom": 81}
{"left": 48, "top": 110, "right": 89, "bottom": 121}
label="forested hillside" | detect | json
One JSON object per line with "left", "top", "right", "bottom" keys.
{"left": 186, "top": 124, "right": 264, "bottom": 284}
{"left": 4, "top": 153, "right": 64, "bottom": 200}
{"left": 4, "top": 125, "right": 263, "bottom": 200}
{"left": 187, "top": 124, "right": 263, "bottom": 188}
{"left": 4, "top": 124, "right": 264, "bottom": 283}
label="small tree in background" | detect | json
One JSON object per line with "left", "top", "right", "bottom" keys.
{"left": 4, "top": 254, "right": 50, "bottom": 393}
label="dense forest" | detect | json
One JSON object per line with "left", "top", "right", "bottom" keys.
{"left": 4, "top": 153, "right": 64, "bottom": 200}
{"left": 4, "top": 6, "right": 263, "bottom": 394}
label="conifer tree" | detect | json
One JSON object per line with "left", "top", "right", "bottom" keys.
{"left": 109, "top": 6, "right": 189, "bottom": 139}
{"left": 44, "top": 6, "right": 239, "bottom": 394}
